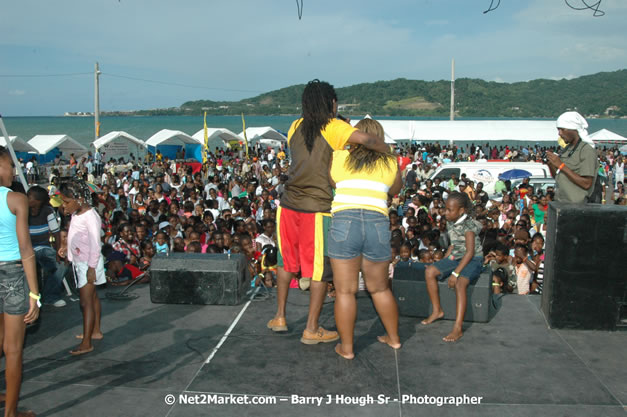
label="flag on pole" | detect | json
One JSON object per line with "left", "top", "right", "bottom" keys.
{"left": 203, "top": 112, "right": 208, "bottom": 164}
{"left": 96, "top": 121, "right": 101, "bottom": 138}
{"left": 241, "top": 112, "right": 249, "bottom": 159}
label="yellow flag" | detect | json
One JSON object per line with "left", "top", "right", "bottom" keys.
{"left": 241, "top": 112, "right": 249, "bottom": 159}
{"left": 203, "top": 111, "right": 208, "bottom": 164}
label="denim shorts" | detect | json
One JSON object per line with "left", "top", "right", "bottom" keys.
{"left": 0, "top": 261, "right": 30, "bottom": 315}
{"left": 328, "top": 209, "right": 391, "bottom": 262}
{"left": 432, "top": 256, "right": 485, "bottom": 284}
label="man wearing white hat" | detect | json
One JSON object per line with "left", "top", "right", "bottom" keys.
{"left": 545, "top": 111, "right": 598, "bottom": 204}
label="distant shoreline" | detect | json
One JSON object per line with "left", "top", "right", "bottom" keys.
{"left": 9, "top": 114, "right": 625, "bottom": 120}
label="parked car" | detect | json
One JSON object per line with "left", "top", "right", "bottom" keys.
{"left": 428, "top": 162, "right": 550, "bottom": 195}
{"left": 511, "top": 176, "right": 556, "bottom": 194}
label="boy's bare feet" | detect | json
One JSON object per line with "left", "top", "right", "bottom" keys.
{"left": 70, "top": 345, "right": 94, "bottom": 356}
{"left": 334, "top": 343, "right": 355, "bottom": 360}
{"left": 76, "top": 333, "right": 103, "bottom": 340}
{"left": 443, "top": 328, "right": 463, "bottom": 342}
{"left": 421, "top": 310, "right": 444, "bottom": 325}
{"left": 376, "top": 335, "right": 401, "bottom": 349}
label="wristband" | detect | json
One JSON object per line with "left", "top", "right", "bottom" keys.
{"left": 556, "top": 162, "right": 565, "bottom": 175}
{"left": 29, "top": 292, "right": 42, "bottom": 308}
{"left": 451, "top": 271, "right": 459, "bottom": 278}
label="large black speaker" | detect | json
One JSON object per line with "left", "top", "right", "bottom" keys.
{"left": 542, "top": 202, "right": 627, "bottom": 330}
{"left": 150, "top": 253, "right": 251, "bottom": 305}
{"left": 392, "top": 261, "right": 492, "bottom": 323}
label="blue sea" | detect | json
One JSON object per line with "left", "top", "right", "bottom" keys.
{"left": 3, "top": 115, "right": 627, "bottom": 149}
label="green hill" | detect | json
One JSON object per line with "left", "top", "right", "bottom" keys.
{"left": 107, "top": 69, "right": 627, "bottom": 118}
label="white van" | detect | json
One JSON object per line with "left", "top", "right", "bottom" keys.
{"left": 428, "top": 162, "right": 550, "bottom": 195}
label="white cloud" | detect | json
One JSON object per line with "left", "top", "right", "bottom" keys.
{"left": 8, "top": 89, "right": 25, "bottom": 96}
{"left": 549, "top": 74, "right": 577, "bottom": 81}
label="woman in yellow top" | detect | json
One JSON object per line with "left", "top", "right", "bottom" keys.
{"left": 328, "top": 119, "right": 402, "bottom": 360}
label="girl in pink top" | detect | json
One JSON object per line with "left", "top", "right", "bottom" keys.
{"left": 60, "top": 180, "right": 105, "bottom": 356}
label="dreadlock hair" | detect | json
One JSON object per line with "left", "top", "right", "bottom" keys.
{"left": 59, "top": 179, "right": 93, "bottom": 206}
{"left": 301, "top": 79, "right": 337, "bottom": 153}
{"left": 344, "top": 118, "right": 395, "bottom": 174}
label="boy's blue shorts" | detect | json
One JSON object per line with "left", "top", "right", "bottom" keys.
{"left": 432, "top": 256, "right": 484, "bottom": 284}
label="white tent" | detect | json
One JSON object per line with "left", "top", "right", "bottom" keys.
{"left": 0, "top": 136, "right": 38, "bottom": 153}
{"left": 349, "top": 116, "right": 401, "bottom": 144}
{"left": 240, "top": 126, "right": 287, "bottom": 142}
{"left": 93, "top": 131, "right": 147, "bottom": 160}
{"left": 256, "top": 138, "right": 284, "bottom": 148}
{"left": 192, "top": 128, "right": 240, "bottom": 149}
{"left": 349, "top": 118, "right": 598, "bottom": 146}
{"left": 145, "top": 129, "right": 197, "bottom": 147}
{"left": 28, "top": 134, "right": 88, "bottom": 155}
{"left": 588, "top": 128, "right": 627, "bottom": 144}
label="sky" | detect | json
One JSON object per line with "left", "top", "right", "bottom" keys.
{"left": 1, "top": 0, "right": 626, "bottom": 116}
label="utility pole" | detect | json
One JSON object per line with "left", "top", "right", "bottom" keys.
{"left": 449, "top": 58, "right": 455, "bottom": 146}
{"left": 450, "top": 58, "right": 455, "bottom": 121}
{"left": 94, "top": 62, "right": 101, "bottom": 142}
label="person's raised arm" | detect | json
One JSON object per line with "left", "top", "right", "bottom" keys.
{"left": 347, "top": 130, "right": 389, "bottom": 154}
{"left": 328, "top": 163, "right": 336, "bottom": 189}
{"left": 388, "top": 168, "right": 402, "bottom": 197}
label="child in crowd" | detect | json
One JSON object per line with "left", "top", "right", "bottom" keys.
{"left": 186, "top": 241, "right": 201, "bottom": 253}
{"left": 154, "top": 231, "right": 169, "bottom": 254}
{"left": 485, "top": 242, "right": 515, "bottom": 294}
{"left": 432, "top": 249, "right": 444, "bottom": 262}
{"left": 514, "top": 244, "right": 532, "bottom": 295}
{"left": 530, "top": 234, "right": 545, "bottom": 294}
{"left": 103, "top": 248, "right": 144, "bottom": 286}
{"left": 397, "top": 242, "right": 412, "bottom": 263}
{"left": 173, "top": 237, "right": 185, "bottom": 253}
{"left": 417, "top": 249, "right": 434, "bottom": 263}
{"left": 255, "top": 244, "right": 278, "bottom": 288}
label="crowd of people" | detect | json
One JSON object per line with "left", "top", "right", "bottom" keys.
{"left": 1, "top": 80, "right": 627, "bottom": 413}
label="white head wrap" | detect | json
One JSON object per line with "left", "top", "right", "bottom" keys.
{"left": 556, "top": 111, "right": 589, "bottom": 140}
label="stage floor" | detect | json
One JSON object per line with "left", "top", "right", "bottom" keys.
{"left": 3, "top": 285, "right": 626, "bottom": 417}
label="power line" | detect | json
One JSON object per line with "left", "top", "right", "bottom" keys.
{"left": 0, "top": 72, "right": 91, "bottom": 78}
{"left": 102, "top": 72, "right": 264, "bottom": 94}
{"left": 565, "top": 0, "right": 605, "bottom": 16}
{"left": 483, "top": 0, "right": 501, "bottom": 14}
{"left": 482, "top": 0, "right": 605, "bottom": 16}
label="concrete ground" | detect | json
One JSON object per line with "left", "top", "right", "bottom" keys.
{"left": 2, "top": 285, "right": 625, "bottom": 417}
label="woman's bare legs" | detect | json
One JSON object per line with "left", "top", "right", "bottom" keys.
{"left": 330, "top": 256, "right": 361, "bottom": 359}
{"left": 361, "top": 258, "right": 401, "bottom": 349}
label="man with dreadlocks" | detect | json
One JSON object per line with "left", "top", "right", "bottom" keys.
{"left": 59, "top": 179, "right": 105, "bottom": 356}
{"left": 267, "top": 80, "right": 389, "bottom": 344}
